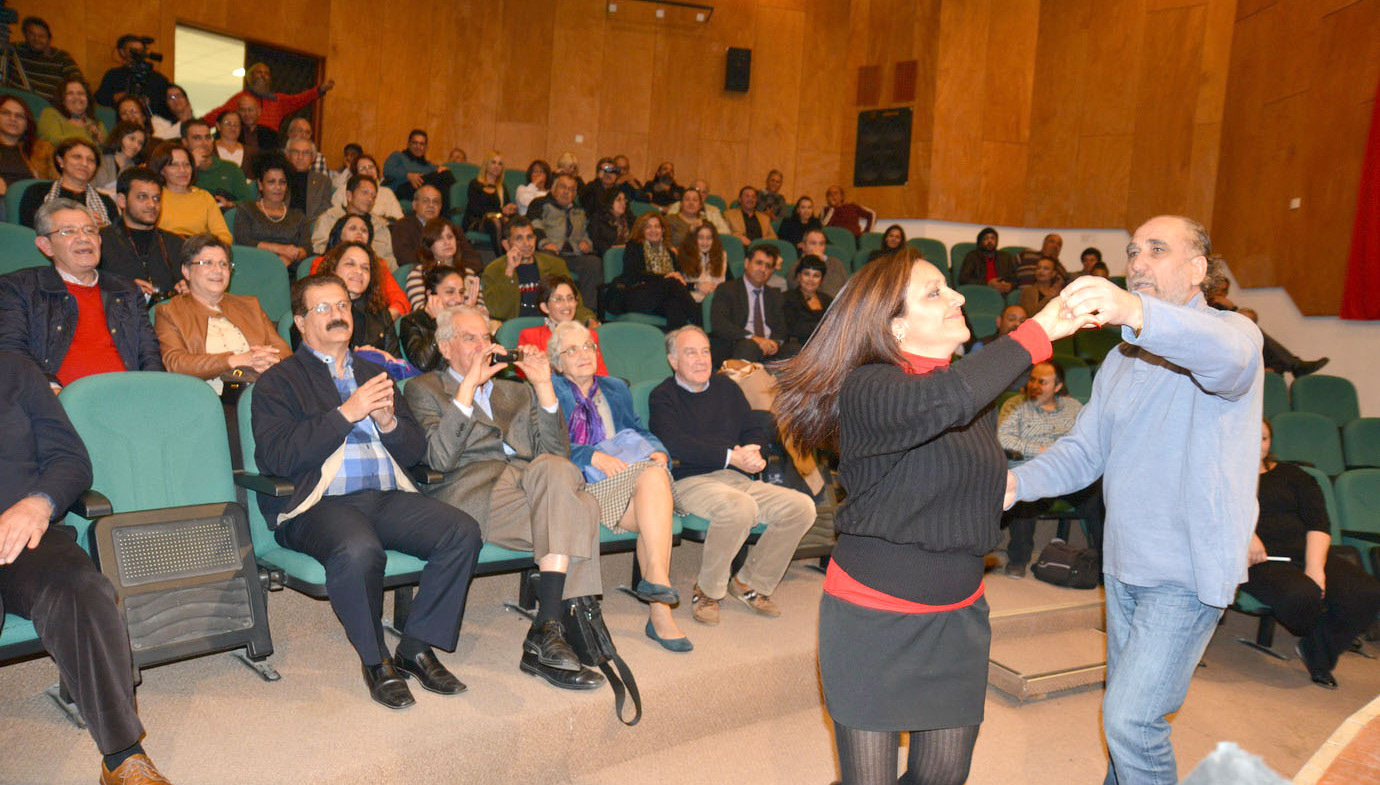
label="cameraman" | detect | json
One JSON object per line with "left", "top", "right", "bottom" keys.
{"left": 94, "top": 34, "right": 170, "bottom": 117}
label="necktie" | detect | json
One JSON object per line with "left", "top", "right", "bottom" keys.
{"left": 564, "top": 210, "right": 574, "bottom": 253}
{"left": 752, "top": 288, "right": 765, "bottom": 338}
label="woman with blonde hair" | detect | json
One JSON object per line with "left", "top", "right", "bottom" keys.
{"left": 463, "top": 149, "right": 517, "bottom": 250}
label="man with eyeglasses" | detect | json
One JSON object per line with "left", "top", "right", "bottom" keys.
{"left": 389, "top": 185, "right": 483, "bottom": 274}
{"left": 404, "top": 305, "right": 605, "bottom": 691}
{"left": 284, "top": 137, "right": 332, "bottom": 221}
{"left": 251, "top": 274, "right": 484, "bottom": 710}
{"left": 0, "top": 199, "right": 162, "bottom": 391}
{"left": 98, "top": 167, "right": 185, "bottom": 302}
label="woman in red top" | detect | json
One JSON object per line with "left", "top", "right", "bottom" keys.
{"left": 774, "top": 248, "right": 1088, "bottom": 785}
{"left": 517, "top": 275, "right": 608, "bottom": 376}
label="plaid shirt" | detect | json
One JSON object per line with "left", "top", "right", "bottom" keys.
{"left": 311, "top": 348, "right": 398, "bottom": 495}
{"left": 997, "top": 394, "right": 1083, "bottom": 465}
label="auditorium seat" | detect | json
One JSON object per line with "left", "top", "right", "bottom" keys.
{"left": 1290, "top": 374, "right": 1360, "bottom": 427}
{"left": 957, "top": 284, "right": 1004, "bottom": 316}
{"left": 1074, "top": 327, "right": 1122, "bottom": 364}
{"left": 949, "top": 242, "right": 975, "bottom": 284}
{"left": 1000, "top": 246, "right": 1026, "bottom": 260}
{"left": 720, "top": 234, "right": 746, "bottom": 278}
{"left": 1335, "top": 469, "right": 1380, "bottom": 576}
{"left": 4, "top": 178, "right": 47, "bottom": 225}
{"left": 1052, "top": 354, "right": 1092, "bottom": 403}
{"left": 503, "top": 168, "right": 525, "bottom": 202}
{"left": 629, "top": 201, "right": 661, "bottom": 217}
{"left": 494, "top": 316, "right": 544, "bottom": 350}
{"left": 701, "top": 291, "right": 714, "bottom": 329}
{"left": 0, "top": 223, "right": 47, "bottom": 275}
{"left": 393, "top": 262, "right": 414, "bottom": 291}
{"left": 445, "top": 162, "right": 479, "bottom": 220}
{"left": 1263, "top": 371, "right": 1290, "bottom": 420}
{"left": 857, "top": 231, "right": 884, "bottom": 255}
{"left": 1270, "top": 412, "right": 1345, "bottom": 476}
{"left": 850, "top": 248, "right": 872, "bottom": 273}
{"left": 1343, "top": 418, "right": 1380, "bottom": 469}
{"left": 750, "top": 238, "right": 797, "bottom": 274}
{"left": 602, "top": 246, "right": 625, "bottom": 283}
{"left": 598, "top": 322, "right": 672, "bottom": 385}
{"left": 705, "top": 194, "right": 728, "bottom": 212}
{"left": 228, "top": 245, "right": 291, "bottom": 322}
{"left": 908, "top": 238, "right": 948, "bottom": 274}
{"left": 222, "top": 207, "right": 239, "bottom": 242}
{"left": 823, "top": 226, "right": 856, "bottom": 257}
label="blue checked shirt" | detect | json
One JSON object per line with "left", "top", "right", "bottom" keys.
{"left": 311, "top": 348, "right": 398, "bottom": 496}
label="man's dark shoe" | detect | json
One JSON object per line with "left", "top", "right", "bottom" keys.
{"left": 1295, "top": 640, "right": 1338, "bottom": 689}
{"left": 519, "top": 651, "right": 605, "bottom": 690}
{"left": 362, "top": 658, "right": 416, "bottom": 709}
{"left": 1293, "top": 358, "right": 1329, "bottom": 377}
{"left": 1004, "top": 562, "right": 1027, "bottom": 579}
{"left": 524, "top": 619, "right": 580, "bottom": 671}
{"left": 395, "top": 648, "right": 467, "bottom": 695}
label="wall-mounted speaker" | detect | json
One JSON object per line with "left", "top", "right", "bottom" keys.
{"left": 854, "top": 108, "right": 913, "bottom": 188}
{"left": 725, "top": 47, "right": 751, "bottom": 93}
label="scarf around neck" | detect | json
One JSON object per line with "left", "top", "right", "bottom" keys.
{"left": 46, "top": 180, "right": 109, "bottom": 226}
{"left": 567, "top": 381, "right": 606, "bottom": 446}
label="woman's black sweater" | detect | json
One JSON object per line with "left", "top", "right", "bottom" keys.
{"left": 834, "top": 335, "right": 1035, "bottom": 604}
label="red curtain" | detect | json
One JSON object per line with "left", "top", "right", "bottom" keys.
{"left": 1342, "top": 77, "right": 1380, "bottom": 320}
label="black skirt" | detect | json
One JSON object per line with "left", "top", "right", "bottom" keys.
{"left": 818, "top": 591, "right": 990, "bottom": 731}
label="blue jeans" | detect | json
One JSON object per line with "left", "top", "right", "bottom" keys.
{"left": 1102, "top": 575, "right": 1223, "bottom": 785}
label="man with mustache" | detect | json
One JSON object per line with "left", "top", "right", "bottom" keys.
{"left": 204, "top": 62, "right": 334, "bottom": 134}
{"left": 250, "top": 274, "right": 483, "bottom": 710}
{"left": 1006, "top": 215, "right": 1263, "bottom": 785}
{"left": 0, "top": 200, "right": 162, "bottom": 391}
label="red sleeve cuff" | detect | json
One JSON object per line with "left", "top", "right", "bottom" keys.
{"left": 1010, "top": 319, "right": 1053, "bottom": 364}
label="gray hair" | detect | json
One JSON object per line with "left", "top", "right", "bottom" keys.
{"left": 34, "top": 198, "right": 94, "bottom": 238}
{"left": 1169, "top": 214, "right": 1211, "bottom": 257}
{"left": 434, "top": 304, "right": 489, "bottom": 343}
{"left": 664, "top": 324, "right": 708, "bottom": 356}
{"left": 548, "top": 320, "right": 592, "bottom": 374}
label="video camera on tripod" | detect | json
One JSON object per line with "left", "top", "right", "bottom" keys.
{"left": 0, "top": 0, "right": 29, "bottom": 91}
{"left": 124, "top": 36, "right": 165, "bottom": 102}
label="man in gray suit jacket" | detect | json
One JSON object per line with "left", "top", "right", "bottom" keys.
{"left": 403, "top": 305, "right": 605, "bottom": 691}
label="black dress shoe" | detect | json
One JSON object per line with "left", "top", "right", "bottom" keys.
{"left": 1296, "top": 639, "right": 1339, "bottom": 689}
{"left": 1293, "top": 357, "right": 1329, "bottom": 377}
{"left": 519, "top": 651, "right": 605, "bottom": 690}
{"left": 395, "top": 648, "right": 467, "bottom": 695}
{"left": 362, "top": 658, "right": 416, "bottom": 709}
{"left": 523, "top": 619, "right": 580, "bottom": 671}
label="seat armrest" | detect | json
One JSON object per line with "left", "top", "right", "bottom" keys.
{"left": 233, "top": 470, "right": 296, "bottom": 498}
{"left": 407, "top": 464, "right": 444, "bottom": 485}
{"left": 1342, "top": 529, "right": 1380, "bottom": 545}
{"left": 70, "top": 489, "right": 112, "bottom": 519}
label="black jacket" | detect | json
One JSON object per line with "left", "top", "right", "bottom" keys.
{"left": 351, "top": 299, "right": 400, "bottom": 358}
{"left": 99, "top": 224, "right": 185, "bottom": 296}
{"left": 0, "top": 351, "right": 92, "bottom": 518}
{"left": 0, "top": 265, "right": 163, "bottom": 384}
{"left": 957, "top": 249, "right": 1017, "bottom": 287}
{"left": 251, "top": 345, "right": 427, "bottom": 528}
{"left": 709, "top": 277, "right": 788, "bottom": 343}
{"left": 782, "top": 287, "right": 832, "bottom": 345}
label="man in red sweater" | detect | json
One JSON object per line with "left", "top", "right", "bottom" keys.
{"left": 0, "top": 200, "right": 162, "bottom": 390}
{"left": 203, "top": 62, "right": 335, "bottom": 133}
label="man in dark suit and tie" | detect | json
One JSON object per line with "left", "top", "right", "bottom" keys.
{"left": 708, "top": 245, "right": 800, "bottom": 368}
{"left": 403, "top": 305, "right": 605, "bottom": 691}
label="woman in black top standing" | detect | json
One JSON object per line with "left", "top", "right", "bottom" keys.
{"left": 1244, "top": 419, "right": 1380, "bottom": 688}
{"left": 774, "top": 248, "right": 1087, "bottom": 785}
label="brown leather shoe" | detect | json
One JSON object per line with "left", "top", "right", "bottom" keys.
{"left": 100, "top": 754, "right": 172, "bottom": 785}
{"left": 691, "top": 583, "right": 720, "bottom": 625}
{"left": 728, "top": 576, "right": 781, "bottom": 617}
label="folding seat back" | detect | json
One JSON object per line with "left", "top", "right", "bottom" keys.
{"left": 1074, "top": 327, "right": 1122, "bottom": 364}
{"left": 1290, "top": 374, "right": 1360, "bottom": 427}
{"left": 0, "top": 222, "right": 46, "bottom": 275}
{"left": 1052, "top": 354, "right": 1092, "bottom": 403}
{"left": 705, "top": 194, "right": 728, "bottom": 212}
{"left": 603, "top": 246, "right": 625, "bottom": 282}
{"left": 957, "top": 285, "right": 1004, "bottom": 316}
{"left": 721, "top": 234, "right": 746, "bottom": 278}
{"left": 1335, "top": 469, "right": 1380, "bottom": 574}
{"left": 5, "top": 178, "right": 47, "bottom": 224}
{"left": 850, "top": 248, "right": 872, "bottom": 273}
{"left": 823, "top": 226, "right": 856, "bottom": 257}
{"left": 909, "top": 238, "right": 948, "bottom": 278}
{"left": 444, "top": 162, "right": 479, "bottom": 219}
{"left": 1262, "top": 371, "right": 1289, "bottom": 420}
{"left": 949, "top": 242, "right": 976, "bottom": 283}
{"left": 1270, "top": 412, "right": 1345, "bottom": 476}
{"left": 494, "top": 316, "right": 544, "bottom": 350}
{"left": 393, "top": 262, "right": 414, "bottom": 291}
{"left": 599, "top": 322, "right": 672, "bottom": 385}
{"left": 1343, "top": 418, "right": 1380, "bottom": 469}
{"left": 228, "top": 244, "right": 291, "bottom": 323}
{"left": 857, "top": 232, "right": 884, "bottom": 254}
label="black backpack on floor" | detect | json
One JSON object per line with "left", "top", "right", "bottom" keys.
{"left": 1032, "top": 539, "right": 1100, "bottom": 589}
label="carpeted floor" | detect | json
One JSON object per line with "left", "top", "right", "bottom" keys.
{"left": 1, "top": 543, "right": 1376, "bottom": 784}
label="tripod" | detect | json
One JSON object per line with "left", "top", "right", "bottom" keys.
{"left": 0, "top": 41, "right": 31, "bottom": 92}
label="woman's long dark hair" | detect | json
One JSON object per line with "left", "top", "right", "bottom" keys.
{"left": 1, "top": 95, "right": 39, "bottom": 158}
{"left": 327, "top": 213, "right": 373, "bottom": 250}
{"left": 318, "top": 241, "right": 389, "bottom": 315}
{"left": 773, "top": 247, "right": 922, "bottom": 453}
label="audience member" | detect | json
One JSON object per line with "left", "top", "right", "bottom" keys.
{"left": 204, "top": 63, "right": 334, "bottom": 133}
{"left": 0, "top": 351, "right": 178, "bottom": 785}
{"left": 154, "top": 234, "right": 287, "bottom": 391}
{"left": 37, "top": 77, "right": 106, "bottom": 145}
{"left": 676, "top": 223, "right": 729, "bottom": 304}
{"left": 307, "top": 213, "right": 411, "bottom": 322}
{"left": 404, "top": 306, "right": 606, "bottom": 691}
{"left": 666, "top": 187, "right": 729, "bottom": 247}
{"left": 536, "top": 173, "right": 602, "bottom": 310}
{"left": 0, "top": 96, "right": 57, "bottom": 196}
{"left": 649, "top": 325, "right": 815, "bottom": 625}
{"left": 114, "top": 95, "right": 151, "bottom": 135}
{"left": 99, "top": 166, "right": 184, "bottom": 300}
{"left": 549, "top": 320, "right": 690, "bottom": 650}
{"left": 589, "top": 189, "right": 632, "bottom": 257}
{"left": 1016, "top": 233, "right": 1068, "bottom": 285}
{"left": 782, "top": 256, "right": 832, "bottom": 345}
{"left": 553, "top": 151, "right": 584, "bottom": 190}
{"left": 233, "top": 151, "right": 312, "bottom": 271}
{"left": 92, "top": 121, "right": 147, "bottom": 196}
{"left": 282, "top": 118, "right": 328, "bottom": 174}
{"left": 147, "top": 141, "right": 232, "bottom": 244}
{"left": 1070, "top": 247, "right": 1103, "bottom": 279}
{"left": 867, "top": 224, "right": 906, "bottom": 263}
{"left": 641, "top": 161, "right": 683, "bottom": 207}
{"left": 709, "top": 245, "right": 799, "bottom": 365}
{"left": 382, "top": 129, "right": 456, "bottom": 211}
{"left": 312, "top": 175, "right": 395, "bottom": 266}
{"left": 957, "top": 226, "right": 1016, "bottom": 293}
{"left": 284, "top": 137, "right": 332, "bottom": 221}
{"left": 463, "top": 150, "right": 517, "bottom": 251}
{"left": 483, "top": 217, "right": 594, "bottom": 323}
{"left": 214, "top": 110, "right": 246, "bottom": 167}
{"left": 515, "top": 159, "right": 551, "bottom": 216}
{"left": 613, "top": 154, "right": 641, "bottom": 191}
{"left": 618, "top": 212, "right": 697, "bottom": 328}
{"left": 234, "top": 93, "right": 275, "bottom": 159}
{"left": 580, "top": 156, "right": 636, "bottom": 216}
{"left": 150, "top": 83, "right": 195, "bottom": 140}
{"left": 404, "top": 218, "right": 484, "bottom": 313}
{"left": 724, "top": 186, "right": 776, "bottom": 247}
{"left": 797, "top": 227, "right": 848, "bottom": 297}
{"left": 776, "top": 196, "right": 822, "bottom": 246}
{"left": 821, "top": 185, "right": 875, "bottom": 237}
{"left": 1090, "top": 262, "right": 1110, "bottom": 278}
{"left": 1018, "top": 257, "right": 1065, "bottom": 316}
{"left": 399, "top": 265, "right": 468, "bottom": 373}
{"left": 330, "top": 142, "right": 362, "bottom": 192}
{"left": 316, "top": 242, "right": 402, "bottom": 355}
{"left": 1246, "top": 419, "right": 1380, "bottom": 688}
{"left": 0, "top": 199, "right": 162, "bottom": 388}
{"left": 1205, "top": 276, "right": 1328, "bottom": 378}
{"left": 759, "top": 169, "right": 787, "bottom": 220}
{"left": 517, "top": 275, "right": 607, "bottom": 375}
{"left": 252, "top": 274, "right": 481, "bottom": 709}
{"left": 447, "top": 147, "right": 467, "bottom": 163}
{"left": 333, "top": 154, "right": 405, "bottom": 222}
{"left": 8, "top": 17, "right": 83, "bottom": 98}
{"left": 182, "top": 118, "right": 252, "bottom": 207}
{"left": 93, "top": 35, "right": 171, "bottom": 114}
{"left": 19, "top": 137, "right": 116, "bottom": 229}
{"left": 390, "top": 185, "right": 443, "bottom": 269}
{"left": 998, "top": 360, "right": 1103, "bottom": 578}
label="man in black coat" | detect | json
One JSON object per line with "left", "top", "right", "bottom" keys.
{"left": 709, "top": 244, "right": 799, "bottom": 367}
{"left": 251, "top": 274, "right": 483, "bottom": 710}
{"left": 0, "top": 352, "right": 175, "bottom": 784}
{"left": 99, "top": 167, "right": 185, "bottom": 302}
{"left": 957, "top": 226, "right": 1017, "bottom": 293}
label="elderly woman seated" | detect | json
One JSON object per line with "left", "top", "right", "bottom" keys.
{"left": 518, "top": 274, "right": 608, "bottom": 376}
{"left": 154, "top": 234, "right": 289, "bottom": 392}
{"left": 548, "top": 320, "right": 690, "bottom": 652}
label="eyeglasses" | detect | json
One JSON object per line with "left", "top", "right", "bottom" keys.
{"left": 560, "top": 342, "right": 596, "bottom": 357}
{"left": 46, "top": 225, "right": 101, "bottom": 238}
{"left": 308, "top": 301, "right": 351, "bottom": 315}
{"left": 548, "top": 295, "right": 577, "bottom": 305}
{"left": 189, "top": 259, "right": 234, "bottom": 270}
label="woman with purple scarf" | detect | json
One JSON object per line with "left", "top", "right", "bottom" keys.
{"left": 548, "top": 321, "right": 691, "bottom": 653}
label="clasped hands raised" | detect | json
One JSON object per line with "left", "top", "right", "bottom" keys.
{"left": 1028, "top": 275, "right": 1142, "bottom": 343}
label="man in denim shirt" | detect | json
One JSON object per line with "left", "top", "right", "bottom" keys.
{"left": 1007, "top": 215, "right": 1263, "bottom": 785}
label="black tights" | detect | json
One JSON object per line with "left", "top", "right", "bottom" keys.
{"left": 835, "top": 722, "right": 979, "bottom": 785}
